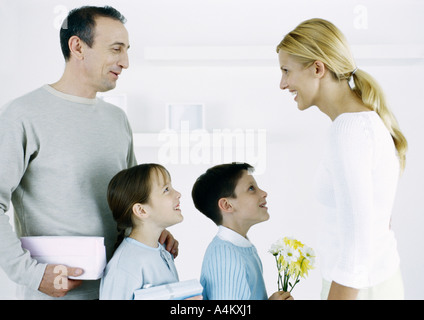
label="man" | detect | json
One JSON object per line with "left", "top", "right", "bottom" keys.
{"left": 0, "top": 6, "right": 177, "bottom": 299}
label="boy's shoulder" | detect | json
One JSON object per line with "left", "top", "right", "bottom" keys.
{"left": 204, "top": 235, "right": 256, "bottom": 260}
{"left": 201, "top": 235, "right": 262, "bottom": 280}
{"left": 206, "top": 235, "right": 237, "bottom": 248}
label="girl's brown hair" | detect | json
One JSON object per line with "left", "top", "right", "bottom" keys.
{"left": 107, "top": 163, "right": 170, "bottom": 251}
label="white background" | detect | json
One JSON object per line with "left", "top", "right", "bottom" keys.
{"left": 1, "top": 0, "right": 423, "bottom": 299}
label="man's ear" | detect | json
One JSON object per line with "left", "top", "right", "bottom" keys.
{"left": 132, "top": 203, "right": 149, "bottom": 220}
{"left": 217, "top": 198, "right": 234, "bottom": 213}
{"left": 68, "top": 35, "right": 85, "bottom": 61}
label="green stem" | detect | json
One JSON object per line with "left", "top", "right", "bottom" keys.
{"left": 283, "top": 266, "right": 289, "bottom": 292}
{"left": 289, "top": 258, "right": 305, "bottom": 292}
{"left": 275, "top": 256, "right": 282, "bottom": 291}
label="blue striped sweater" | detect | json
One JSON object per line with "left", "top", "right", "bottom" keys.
{"left": 200, "top": 227, "right": 268, "bottom": 300}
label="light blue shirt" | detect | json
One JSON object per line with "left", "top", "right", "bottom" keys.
{"left": 200, "top": 226, "right": 268, "bottom": 300}
{"left": 100, "top": 237, "right": 178, "bottom": 300}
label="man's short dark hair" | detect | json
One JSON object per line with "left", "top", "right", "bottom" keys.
{"left": 191, "top": 163, "right": 253, "bottom": 225}
{"left": 60, "top": 6, "right": 126, "bottom": 61}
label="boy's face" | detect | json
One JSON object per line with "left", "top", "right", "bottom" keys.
{"left": 229, "top": 170, "right": 269, "bottom": 230}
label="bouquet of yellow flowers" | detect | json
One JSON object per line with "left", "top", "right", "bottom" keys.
{"left": 269, "top": 237, "right": 315, "bottom": 292}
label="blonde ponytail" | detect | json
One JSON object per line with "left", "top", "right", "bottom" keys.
{"left": 352, "top": 69, "right": 407, "bottom": 170}
{"left": 277, "top": 18, "right": 407, "bottom": 171}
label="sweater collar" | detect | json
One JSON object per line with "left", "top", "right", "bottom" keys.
{"left": 43, "top": 84, "right": 98, "bottom": 105}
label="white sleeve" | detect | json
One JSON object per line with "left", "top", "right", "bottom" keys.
{"left": 328, "top": 116, "right": 374, "bottom": 288}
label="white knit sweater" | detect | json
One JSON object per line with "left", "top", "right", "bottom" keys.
{"left": 315, "top": 111, "right": 401, "bottom": 288}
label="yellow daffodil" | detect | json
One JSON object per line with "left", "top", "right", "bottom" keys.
{"left": 269, "top": 236, "right": 315, "bottom": 292}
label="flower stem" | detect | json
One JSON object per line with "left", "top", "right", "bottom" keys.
{"left": 289, "top": 258, "right": 305, "bottom": 292}
{"left": 283, "top": 266, "right": 289, "bottom": 292}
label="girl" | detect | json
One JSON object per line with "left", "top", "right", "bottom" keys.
{"left": 277, "top": 18, "right": 407, "bottom": 300}
{"left": 100, "top": 163, "right": 183, "bottom": 299}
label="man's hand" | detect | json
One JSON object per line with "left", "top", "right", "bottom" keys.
{"left": 38, "top": 264, "right": 84, "bottom": 298}
{"left": 159, "top": 229, "right": 179, "bottom": 258}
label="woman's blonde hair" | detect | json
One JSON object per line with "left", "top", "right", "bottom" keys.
{"left": 276, "top": 18, "right": 407, "bottom": 171}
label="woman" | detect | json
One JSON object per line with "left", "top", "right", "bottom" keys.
{"left": 276, "top": 18, "right": 407, "bottom": 299}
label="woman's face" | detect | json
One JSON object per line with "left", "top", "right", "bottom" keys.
{"left": 278, "top": 50, "right": 320, "bottom": 110}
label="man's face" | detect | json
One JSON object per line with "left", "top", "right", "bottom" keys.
{"left": 82, "top": 17, "right": 129, "bottom": 93}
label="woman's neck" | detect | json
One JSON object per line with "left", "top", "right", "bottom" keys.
{"left": 315, "top": 77, "right": 370, "bottom": 121}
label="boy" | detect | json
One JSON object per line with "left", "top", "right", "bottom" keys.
{"left": 192, "top": 163, "right": 293, "bottom": 300}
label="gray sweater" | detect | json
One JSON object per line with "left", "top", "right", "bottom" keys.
{"left": 0, "top": 85, "right": 137, "bottom": 299}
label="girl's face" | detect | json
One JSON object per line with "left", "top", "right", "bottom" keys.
{"left": 144, "top": 170, "right": 183, "bottom": 229}
{"left": 278, "top": 50, "right": 320, "bottom": 110}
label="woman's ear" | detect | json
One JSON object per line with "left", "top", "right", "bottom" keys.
{"left": 312, "top": 60, "right": 326, "bottom": 79}
{"left": 217, "top": 198, "right": 234, "bottom": 213}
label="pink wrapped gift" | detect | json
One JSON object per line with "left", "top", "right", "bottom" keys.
{"left": 20, "top": 236, "right": 106, "bottom": 280}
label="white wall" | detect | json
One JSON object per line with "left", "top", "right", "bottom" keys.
{"left": 1, "top": 0, "right": 423, "bottom": 299}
